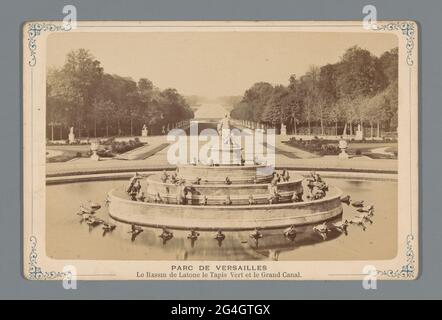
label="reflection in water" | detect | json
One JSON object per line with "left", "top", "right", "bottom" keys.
{"left": 46, "top": 177, "right": 397, "bottom": 261}
{"left": 159, "top": 227, "right": 174, "bottom": 245}
{"left": 344, "top": 180, "right": 374, "bottom": 192}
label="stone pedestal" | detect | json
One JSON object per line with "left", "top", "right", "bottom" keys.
{"left": 355, "top": 124, "right": 363, "bottom": 141}
{"left": 68, "top": 133, "right": 75, "bottom": 144}
{"left": 355, "top": 130, "right": 363, "bottom": 141}
{"left": 141, "top": 127, "right": 148, "bottom": 143}
{"left": 210, "top": 146, "right": 242, "bottom": 165}
{"left": 338, "top": 150, "right": 349, "bottom": 160}
{"left": 90, "top": 152, "right": 100, "bottom": 161}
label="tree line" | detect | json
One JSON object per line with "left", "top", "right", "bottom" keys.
{"left": 47, "top": 49, "right": 194, "bottom": 140}
{"left": 230, "top": 46, "right": 398, "bottom": 137}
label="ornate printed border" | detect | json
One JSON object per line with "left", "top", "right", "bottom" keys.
{"left": 27, "top": 22, "right": 72, "bottom": 67}
{"left": 27, "top": 22, "right": 73, "bottom": 280}
{"left": 28, "top": 236, "right": 70, "bottom": 280}
{"left": 25, "top": 21, "right": 417, "bottom": 280}
{"left": 376, "top": 234, "right": 416, "bottom": 279}
{"left": 377, "top": 21, "right": 416, "bottom": 66}
{"left": 26, "top": 21, "right": 416, "bottom": 67}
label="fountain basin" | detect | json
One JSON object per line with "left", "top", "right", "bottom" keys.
{"left": 46, "top": 174, "right": 397, "bottom": 261}
{"left": 108, "top": 185, "right": 343, "bottom": 231}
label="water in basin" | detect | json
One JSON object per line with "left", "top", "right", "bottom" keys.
{"left": 46, "top": 177, "right": 397, "bottom": 261}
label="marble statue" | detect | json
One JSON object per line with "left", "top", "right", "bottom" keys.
{"left": 355, "top": 123, "right": 363, "bottom": 141}
{"left": 141, "top": 124, "right": 148, "bottom": 137}
{"left": 280, "top": 123, "right": 287, "bottom": 136}
{"left": 218, "top": 114, "right": 232, "bottom": 145}
{"left": 68, "top": 126, "right": 75, "bottom": 144}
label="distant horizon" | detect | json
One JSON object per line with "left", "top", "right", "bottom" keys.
{"left": 47, "top": 31, "right": 397, "bottom": 99}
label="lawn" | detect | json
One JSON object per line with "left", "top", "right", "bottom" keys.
{"left": 46, "top": 145, "right": 92, "bottom": 163}
{"left": 46, "top": 138, "right": 145, "bottom": 162}
{"left": 346, "top": 142, "right": 398, "bottom": 153}
{"left": 285, "top": 138, "right": 398, "bottom": 159}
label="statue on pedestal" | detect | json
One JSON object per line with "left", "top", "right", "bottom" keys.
{"left": 355, "top": 123, "right": 364, "bottom": 141}
{"left": 280, "top": 123, "right": 287, "bottom": 136}
{"left": 68, "top": 126, "right": 75, "bottom": 144}
{"left": 218, "top": 114, "right": 232, "bottom": 146}
{"left": 141, "top": 124, "right": 148, "bottom": 137}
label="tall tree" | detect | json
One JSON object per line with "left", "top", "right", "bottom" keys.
{"left": 286, "top": 75, "right": 303, "bottom": 134}
{"left": 299, "top": 66, "right": 321, "bottom": 134}
{"left": 379, "top": 47, "right": 398, "bottom": 84}
{"left": 262, "top": 85, "right": 289, "bottom": 127}
{"left": 335, "top": 46, "right": 387, "bottom": 99}
{"left": 61, "top": 49, "right": 104, "bottom": 137}
{"left": 46, "top": 49, "right": 193, "bottom": 139}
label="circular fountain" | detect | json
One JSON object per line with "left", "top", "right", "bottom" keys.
{"left": 108, "top": 151, "right": 343, "bottom": 248}
{"left": 108, "top": 165, "right": 343, "bottom": 231}
{"left": 106, "top": 118, "right": 344, "bottom": 252}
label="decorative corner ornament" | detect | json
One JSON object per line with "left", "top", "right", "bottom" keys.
{"left": 27, "top": 22, "right": 72, "bottom": 67}
{"left": 28, "top": 236, "right": 70, "bottom": 280}
{"left": 377, "top": 22, "right": 416, "bottom": 66}
{"left": 376, "top": 234, "right": 416, "bottom": 279}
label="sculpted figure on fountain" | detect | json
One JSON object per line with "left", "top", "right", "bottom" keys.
{"left": 218, "top": 114, "right": 233, "bottom": 146}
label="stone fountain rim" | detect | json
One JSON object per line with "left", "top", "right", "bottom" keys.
{"left": 108, "top": 185, "right": 342, "bottom": 210}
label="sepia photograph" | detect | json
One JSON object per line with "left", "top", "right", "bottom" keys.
{"left": 23, "top": 21, "right": 418, "bottom": 280}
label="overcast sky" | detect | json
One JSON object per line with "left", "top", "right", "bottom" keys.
{"left": 47, "top": 31, "right": 397, "bottom": 98}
